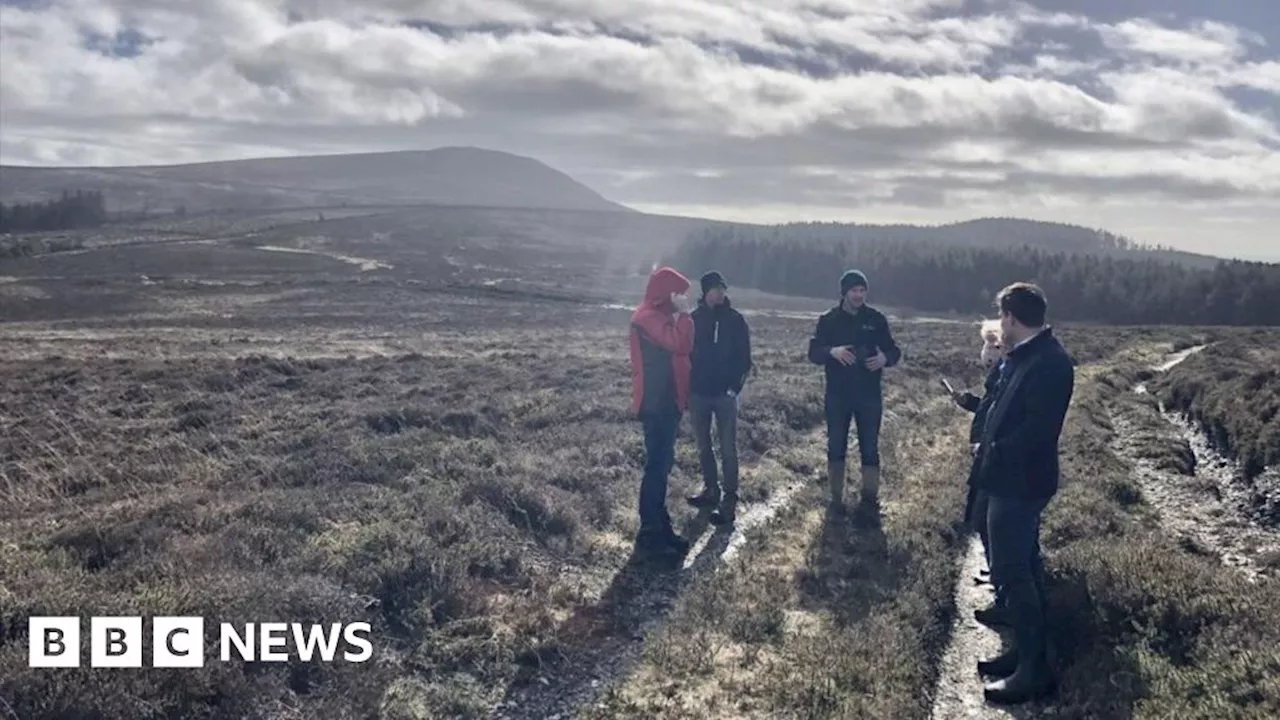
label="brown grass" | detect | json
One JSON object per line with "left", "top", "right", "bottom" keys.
{"left": 2, "top": 250, "right": 1278, "bottom": 720}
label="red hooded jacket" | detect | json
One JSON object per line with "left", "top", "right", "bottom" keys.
{"left": 630, "top": 267, "right": 694, "bottom": 415}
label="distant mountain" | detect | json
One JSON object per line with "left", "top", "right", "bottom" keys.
{"left": 0, "top": 147, "right": 632, "bottom": 214}
{"left": 0, "top": 148, "right": 1233, "bottom": 268}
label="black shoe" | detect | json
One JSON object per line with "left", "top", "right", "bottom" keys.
{"left": 634, "top": 538, "right": 681, "bottom": 564}
{"left": 664, "top": 532, "right": 691, "bottom": 556}
{"left": 853, "top": 496, "right": 881, "bottom": 525}
{"left": 977, "top": 649, "right": 1019, "bottom": 677}
{"left": 709, "top": 496, "right": 737, "bottom": 526}
{"left": 975, "top": 604, "right": 1011, "bottom": 627}
{"left": 686, "top": 489, "right": 720, "bottom": 509}
{"left": 983, "top": 667, "right": 1057, "bottom": 705}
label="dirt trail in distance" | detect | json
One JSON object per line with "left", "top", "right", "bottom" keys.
{"left": 1117, "top": 345, "right": 1280, "bottom": 582}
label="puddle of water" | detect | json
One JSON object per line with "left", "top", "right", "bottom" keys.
{"left": 1125, "top": 344, "right": 1280, "bottom": 581}
{"left": 257, "top": 245, "right": 393, "bottom": 271}
{"left": 682, "top": 480, "right": 806, "bottom": 571}
{"left": 928, "top": 537, "right": 1028, "bottom": 720}
{"left": 1155, "top": 344, "right": 1208, "bottom": 372}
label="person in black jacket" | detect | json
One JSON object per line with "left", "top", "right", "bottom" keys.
{"left": 807, "top": 269, "right": 903, "bottom": 512}
{"left": 972, "top": 282, "right": 1074, "bottom": 706}
{"left": 687, "top": 271, "right": 753, "bottom": 526}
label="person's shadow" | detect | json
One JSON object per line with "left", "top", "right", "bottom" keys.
{"left": 797, "top": 501, "right": 897, "bottom": 628}
{"left": 492, "top": 506, "right": 724, "bottom": 719}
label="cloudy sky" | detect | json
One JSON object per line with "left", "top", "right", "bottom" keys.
{"left": 1, "top": 0, "right": 1277, "bottom": 261}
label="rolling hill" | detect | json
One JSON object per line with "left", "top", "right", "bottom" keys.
{"left": 0, "top": 146, "right": 1232, "bottom": 270}
{"left": 0, "top": 147, "right": 632, "bottom": 215}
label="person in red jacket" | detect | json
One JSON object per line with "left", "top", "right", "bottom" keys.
{"left": 629, "top": 266, "right": 696, "bottom": 560}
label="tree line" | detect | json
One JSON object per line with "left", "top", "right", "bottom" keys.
{"left": 0, "top": 190, "right": 108, "bottom": 234}
{"left": 752, "top": 217, "right": 1142, "bottom": 253}
{"left": 669, "top": 226, "right": 1280, "bottom": 326}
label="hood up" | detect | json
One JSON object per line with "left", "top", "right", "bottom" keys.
{"left": 641, "top": 266, "right": 691, "bottom": 312}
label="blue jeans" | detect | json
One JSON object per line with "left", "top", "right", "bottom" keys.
{"left": 825, "top": 392, "right": 882, "bottom": 467}
{"left": 971, "top": 489, "right": 992, "bottom": 567}
{"left": 987, "top": 495, "right": 1051, "bottom": 666}
{"left": 639, "top": 411, "right": 681, "bottom": 536}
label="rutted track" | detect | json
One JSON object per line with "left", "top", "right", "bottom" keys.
{"left": 490, "top": 434, "right": 821, "bottom": 720}
{"left": 928, "top": 536, "right": 1035, "bottom": 720}
{"left": 1115, "top": 345, "right": 1280, "bottom": 581}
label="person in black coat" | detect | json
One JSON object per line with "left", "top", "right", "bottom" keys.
{"left": 807, "top": 269, "right": 903, "bottom": 512}
{"left": 686, "top": 271, "right": 753, "bottom": 526}
{"left": 972, "top": 283, "right": 1074, "bottom": 706}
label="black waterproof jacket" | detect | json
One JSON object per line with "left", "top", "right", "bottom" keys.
{"left": 958, "top": 364, "right": 1003, "bottom": 445}
{"left": 691, "top": 298, "right": 752, "bottom": 396}
{"left": 807, "top": 304, "right": 903, "bottom": 397}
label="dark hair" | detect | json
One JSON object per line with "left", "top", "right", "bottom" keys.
{"left": 995, "top": 282, "right": 1047, "bottom": 327}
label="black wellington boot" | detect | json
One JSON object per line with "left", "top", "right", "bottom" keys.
{"left": 709, "top": 494, "right": 737, "bottom": 526}
{"left": 686, "top": 487, "right": 720, "bottom": 510}
{"left": 635, "top": 529, "right": 682, "bottom": 563}
{"left": 977, "top": 648, "right": 1019, "bottom": 678}
{"left": 983, "top": 605, "right": 1056, "bottom": 705}
{"left": 975, "top": 602, "right": 1011, "bottom": 627}
{"left": 983, "top": 660, "right": 1056, "bottom": 705}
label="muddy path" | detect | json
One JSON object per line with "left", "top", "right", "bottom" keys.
{"left": 927, "top": 535, "right": 1048, "bottom": 720}
{"left": 1113, "top": 345, "right": 1280, "bottom": 582}
{"left": 489, "top": 433, "right": 822, "bottom": 720}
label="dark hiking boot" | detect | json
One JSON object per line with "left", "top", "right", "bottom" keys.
{"left": 985, "top": 598, "right": 1055, "bottom": 705}
{"left": 686, "top": 488, "right": 721, "bottom": 510}
{"left": 709, "top": 495, "right": 737, "bottom": 526}
{"left": 860, "top": 466, "right": 881, "bottom": 504}
{"left": 975, "top": 603, "right": 1011, "bottom": 627}
{"left": 983, "top": 665, "right": 1056, "bottom": 705}
{"left": 663, "top": 531, "right": 691, "bottom": 557}
{"left": 977, "top": 648, "right": 1019, "bottom": 678}
{"left": 827, "top": 461, "right": 846, "bottom": 507}
{"left": 635, "top": 527, "right": 682, "bottom": 562}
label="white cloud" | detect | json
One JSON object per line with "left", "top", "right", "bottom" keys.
{"left": 0, "top": 0, "right": 1278, "bottom": 260}
{"left": 1099, "top": 19, "right": 1259, "bottom": 64}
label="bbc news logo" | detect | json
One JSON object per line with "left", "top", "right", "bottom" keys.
{"left": 28, "top": 617, "right": 373, "bottom": 668}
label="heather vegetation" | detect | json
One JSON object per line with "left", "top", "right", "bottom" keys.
{"left": 1, "top": 201, "right": 1278, "bottom": 719}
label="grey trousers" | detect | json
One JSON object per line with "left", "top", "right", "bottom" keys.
{"left": 689, "top": 393, "right": 739, "bottom": 496}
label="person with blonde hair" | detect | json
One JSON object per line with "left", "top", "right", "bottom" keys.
{"left": 953, "top": 318, "right": 1006, "bottom": 587}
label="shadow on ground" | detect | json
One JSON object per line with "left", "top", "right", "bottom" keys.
{"left": 1040, "top": 568, "right": 1144, "bottom": 720}
{"left": 797, "top": 502, "right": 897, "bottom": 626}
{"left": 490, "top": 506, "right": 734, "bottom": 719}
